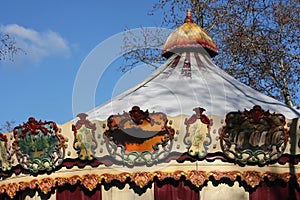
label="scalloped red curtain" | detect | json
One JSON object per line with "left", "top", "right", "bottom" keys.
{"left": 154, "top": 181, "right": 199, "bottom": 200}
{"left": 249, "top": 182, "right": 300, "bottom": 200}
{"left": 56, "top": 186, "right": 102, "bottom": 200}
{"left": 55, "top": 182, "right": 198, "bottom": 200}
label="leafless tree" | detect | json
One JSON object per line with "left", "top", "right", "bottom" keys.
{"left": 0, "top": 120, "right": 15, "bottom": 133}
{"left": 122, "top": 0, "right": 299, "bottom": 108}
{"left": 0, "top": 33, "right": 20, "bottom": 132}
{"left": 0, "top": 33, "right": 20, "bottom": 61}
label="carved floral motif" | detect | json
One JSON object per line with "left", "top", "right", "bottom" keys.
{"left": 72, "top": 113, "right": 97, "bottom": 160}
{"left": 210, "top": 170, "right": 240, "bottom": 181}
{"left": 6, "top": 183, "right": 19, "bottom": 199}
{"left": 82, "top": 174, "right": 100, "bottom": 191}
{"left": 68, "top": 175, "right": 81, "bottom": 185}
{"left": 220, "top": 105, "right": 289, "bottom": 165}
{"left": 38, "top": 178, "right": 54, "bottom": 194}
{"left": 241, "top": 171, "right": 263, "bottom": 188}
{"left": 186, "top": 170, "right": 208, "bottom": 187}
{"left": 12, "top": 117, "right": 66, "bottom": 173}
{"left": 55, "top": 177, "right": 69, "bottom": 187}
{"left": 132, "top": 172, "right": 154, "bottom": 188}
{"left": 264, "top": 171, "right": 290, "bottom": 182}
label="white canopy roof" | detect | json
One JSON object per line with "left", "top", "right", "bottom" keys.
{"left": 86, "top": 47, "right": 299, "bottom": 121}
{"left": 84, "top": 10, "right": 299, "bottom": 121}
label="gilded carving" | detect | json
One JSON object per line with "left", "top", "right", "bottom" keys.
{"left": 186, "top": 170, "right": 208, "bottom": 187}
{"left": 68, "top": 175, "right": 81, "bottom": 185}
{"left": 38, "top": 178, "right": 54, "bottom": 194}
{"left": 55, "top": 177, "right": 69, "bottom": 187}
{"left": 241, "top": 171, "right": 263, "bottom": 188}
{"left": 82, "top": 174, "right": 99, "bottom": 191}
{"left": 0, "top": 170, "right": 297, "bottom": 198}
{"left": 264, "top": 172, "right": 290, "bottom": 182}
{"left": 131, "top": 172, "right": 154, "bottom": 188}
{"left": 210, "top": 170, "right": 240, "bottom": 181}
{"left": 6, "top": 183, "right": 19, "bottom": 199}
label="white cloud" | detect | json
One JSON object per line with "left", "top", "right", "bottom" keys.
{"left": 0, "top": 24, "right": 70, "bottom": 64}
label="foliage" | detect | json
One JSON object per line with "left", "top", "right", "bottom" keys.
{"left": 17, "top": 133, "right": 59, "bottom": 159}
{"left": 122, "top": 0, "right": 299, "bottom": 107}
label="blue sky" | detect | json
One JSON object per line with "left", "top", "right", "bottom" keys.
{"left": 0, "top": 1, "right": 164, "bottom": 126}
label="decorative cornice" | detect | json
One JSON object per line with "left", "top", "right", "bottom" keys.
{"left": 0, "top": 170, "right": 294, "bottom": 198}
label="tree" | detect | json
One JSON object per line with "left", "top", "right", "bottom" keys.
{"left": 0, "top": 33, "right": 20, "bottom": 61}
{"left": 0, "top": 33, "right": 20, "bottom": 132}
{"left": 122, "top": 0, "right": 299, "bottom": 108}
{"left": 0, "top": 120, "right": 15, "bottom": 133}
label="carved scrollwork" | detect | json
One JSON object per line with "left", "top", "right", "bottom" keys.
{"left": 220, "top": 105, "right": 289, "bottom": 165}
{"left": 12, "top": 117, "right": 66, "bottom": 173}
{"left": 184, "top": 107, "right": 212, "bottom": 158}
{"left": 104, "top": 106, "right": 175, "bottom": 167}
{"left": 72, "top": 113, "right": 97, "bottom": 160}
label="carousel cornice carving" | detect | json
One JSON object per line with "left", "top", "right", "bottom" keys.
{"left": 220, "top": 105, "right": 289, "bottom": 165}
{"left": 104, "top": 106, "right": 175, "bottom": 167}
{"left": 12, "top": 117, "right": 67, "bottom": 173}
{"left": 0, "top": 170, "right": 294, "bottom": 198}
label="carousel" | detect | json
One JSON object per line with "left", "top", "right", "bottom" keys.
{"left": 0, "top": 10, "right": 299, "bottom": 200}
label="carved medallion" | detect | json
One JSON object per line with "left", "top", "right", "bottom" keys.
{"left": 72, "top": 113, "right": 97, "bottom": 160}
{"left": 12, "top": 117, "right": 66, "bottom": 173}
{"left": 220, "top": 105, "right": 289, "bottom": 164}
{"left": 184, "top": 107, "right": 211, "bottom": 158}
{"left": 104, "top": 106, "right": 175, "bottom": 166}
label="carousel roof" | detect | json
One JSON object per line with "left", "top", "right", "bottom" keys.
{"left": 85, "top": 11, "right": 299, "bottom": 121}
{"left": 0, "top": 10, "right": 300, "bottom": 200}
{"left": 162, "top": 10, "right": 218, "bottom": 58}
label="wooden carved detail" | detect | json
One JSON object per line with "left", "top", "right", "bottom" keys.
{"left": 104, "top": 106, "right": 175, "bottom": 166}
{"left": 82, "top": 174, "right": 100, "bottom": 191}
{"left": 184, "top": 107, "right": 212, "bottom": 158}
{"left": 0, "top": 170, "right": 295, "bottom": 198}
{"left": 72, "top": 113, "right": 97, "bottom": 160}
{"left": 0, "top": 133, "right": 11, "bottom": 171}
{"left": 186, "top": 170, "right": 208, "bottom": 187}
{"left": 131, "top": 172, "right": 155, "bottom": 188}
{"left": 241, "top": 171, "right": 263, "bottom": 188}
{"left": 12, "top": 117, "right": 66, "bottom": 173}
{"left": 209, "top": 170, "right": 240, "bottom": 181}
{"left": 6, "top": 183, "right": 19, "bottom": 199}
{"left": 220, "top": 105, "right": 289, "bottom": 165}
{"left": 38, "top": 178, "right": 55, "bottom": 194}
